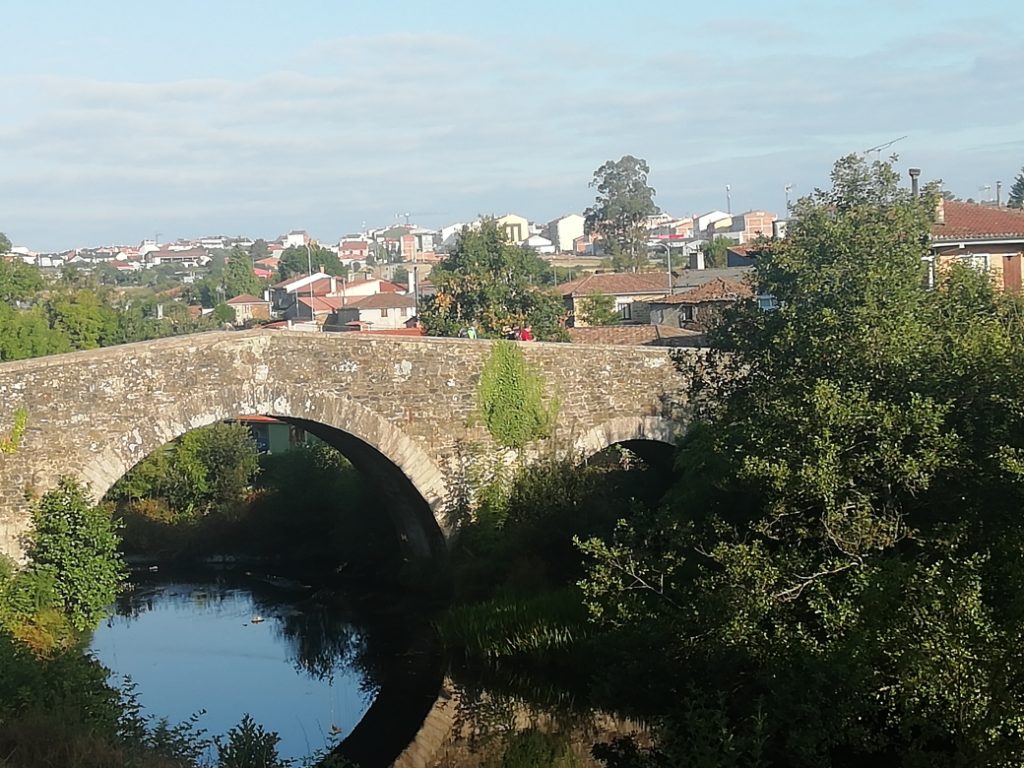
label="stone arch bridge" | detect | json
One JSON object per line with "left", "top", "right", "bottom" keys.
{"left": 0, "top": 330, "right": 695, "bottom": 563}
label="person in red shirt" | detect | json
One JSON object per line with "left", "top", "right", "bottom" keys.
{"left": 519, "top": 326, "right": 534, "bottom": 341}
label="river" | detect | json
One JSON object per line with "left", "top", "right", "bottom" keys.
{"left": 89, "top": 565, "right": 635, "bottom": 767}
{"left": 90, "top": 565, "right": 428, "bottom": 763}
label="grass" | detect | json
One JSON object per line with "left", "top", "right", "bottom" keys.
{"left": 438, "top": 588, "right": 590, "bottom": 662}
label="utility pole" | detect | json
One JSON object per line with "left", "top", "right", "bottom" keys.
{"left": 725, "top": 185, "right": 732, "bottom": 215}
{"left": 305, "top": 244, "right": 316, "bottom": 330}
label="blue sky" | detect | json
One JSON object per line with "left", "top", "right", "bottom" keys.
{"left": 3, "top": 0, "right": 1022, "bottom": 251}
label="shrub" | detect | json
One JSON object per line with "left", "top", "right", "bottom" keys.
{"left": 477, "top": 341, "right": 558, "bottom": 449}
{"left": 23, "top": 478, "right": 125, "bottom": 632}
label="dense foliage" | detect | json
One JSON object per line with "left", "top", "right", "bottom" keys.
{"left": 0, "top": 266, "right": 220, "bottom": 363}
{"left": 419, "top": 221, "right": 568, "bottom": 340}
{"left": 277, "top": 244, "right": 345, "bottom": 281}
{"left": 576, "top": 156, "right": 1024, "bottom": 765}
{"left": 110, "top": 422, "right": 260, "bottom": 519}
{"left": 111, "top": 428, "right": 401, "bottom": 574}
{"left": 699, "top": 235, "right": 732, "bottom": 268}
{"left": 584, "top": 156, "right": 659, "bottom": 273}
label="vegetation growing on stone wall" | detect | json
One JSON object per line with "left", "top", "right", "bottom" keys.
{"left": 0, "top": 407, "right": 27, "bottom": 454}
{"left": 476, "top": 341, "right": 558, "bottom": 449}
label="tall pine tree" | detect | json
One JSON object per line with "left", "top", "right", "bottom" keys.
{"left": 1009, "top": 166, "right": 1024, "bottom": 209}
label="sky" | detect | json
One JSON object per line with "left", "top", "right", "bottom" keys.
{"left": 2, "top": 0, "right": 1023, "bottom": 252}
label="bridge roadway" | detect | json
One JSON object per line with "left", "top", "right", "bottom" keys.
{"left": 0, "top": 330, "right": 694, "bottom": 563}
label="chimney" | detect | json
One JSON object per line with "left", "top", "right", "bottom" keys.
{"left": 997, "top": 180, "right": 1003, "bottom": 207}
{"left": 935, "top": 197, "right": 945, "bottom": 225}
{"left": 329, "top": 276, "right": 337, "bottom": 294}
{"left": 908, "top": 168, "right": 921, "bottom": 198}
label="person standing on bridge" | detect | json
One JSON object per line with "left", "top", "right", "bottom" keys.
{"left": 466, "top": 325, "right": 478, "bottom": 340}
{"left": 519, "top": 326, "right": 534, "bottom": 342}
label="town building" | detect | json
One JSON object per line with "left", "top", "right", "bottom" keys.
{"left": 546, "top": 214, "right": 585, "bottom": 253}
{"left": 226, "top": 293, "right": 272, "bottom": 324}
{"left": 648, "top": 277, "right": 754, "bottom": 331}
{"left": 930, "top": 200, "right": 1024, "bottom": 291}
{"left": 556, "top": 273, "right": 669, "bottom": 325}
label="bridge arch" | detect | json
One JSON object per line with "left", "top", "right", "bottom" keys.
{"left": 76, "top": 383, "right": 449, "bottom": 559}
{"left": 573, "top": 415, "right": 681, "bottom": 469}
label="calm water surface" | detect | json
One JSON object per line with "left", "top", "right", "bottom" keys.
{"left": 90, "top": 568, "right": 382, "bottom": 762}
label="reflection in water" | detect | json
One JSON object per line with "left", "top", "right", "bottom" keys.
{"left": 90, "top": 567, "right": 382, "bottom": 762}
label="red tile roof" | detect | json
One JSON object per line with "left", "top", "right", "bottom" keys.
{"left": 226, "top": 294, "right": 266, "bottom": 305}
{"left": 656, "top": 278, "right": 754, "bottom": 304}
{"left": 931, "top": 201, "right": 1024, "bottom": 242}
{"left": 557, "top": 273, "right": 668, "bottom": 297}
{"left": 297, "top": 296, "right": 348, "bottom": 312}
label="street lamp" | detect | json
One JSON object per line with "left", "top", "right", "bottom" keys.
{"left": 658, "top": 242, "right": 673, "bottom": 295}
{"left": 725, "top": 184, "right": 732, "bottom": 215}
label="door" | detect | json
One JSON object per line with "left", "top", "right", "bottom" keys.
{"left": 1004, "top": 253, "right": 1022, "bottom": 292}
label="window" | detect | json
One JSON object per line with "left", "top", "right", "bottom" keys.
{"left": 618, "top": 302, "right": 631, "bottom": 321}
{"left": 381, "top": 308, "right": 389, "bottom": 317}
{"left": 757, "top": 294, "right": 779, "bottom": 311}
{"left": 677, "top": 305, "right": 695, "bottom": 325}
{"left": 400, "top": 307, "right": 408, "bottom": 317}
{"left": 959, "top": 252, "right": 989, "bottom": 272}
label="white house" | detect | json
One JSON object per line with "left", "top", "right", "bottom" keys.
{"left": 284, "top": 230, "right": 310, "bottom": 249}
{"left": 693, "top": 210, "right": 732, "bottom": 235}
{"left": 547, "top": 214, "right": 585, "bottom": 253}
{"left": 523, "top": 234, "right": 556, "bottom": 255}
{"left": 349, "top": 293, "right": 418, "bottom": 330}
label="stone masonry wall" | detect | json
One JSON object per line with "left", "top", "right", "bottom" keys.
{"left": 0, "top": 330, "right": 693, "bottom": 562}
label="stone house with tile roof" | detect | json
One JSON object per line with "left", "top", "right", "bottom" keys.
{"left": 648, "top": 277, "right": 754, "bottom": 332}
{"left": 930, "top": 200, "right": 1024, "bottom": 291}
{"left": 556, "top": 273, "right": 668, "bottom": 325}
{"left": 226, "top": 293, "right": 271, "bottom": 324}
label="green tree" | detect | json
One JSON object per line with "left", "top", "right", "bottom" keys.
{"left": 278, "top": 244, "right": 345, "bottom": 281}
{"left": 584, "top": 155, "right": 659, "bottom": 273}
{"left": 576, "top": 292, "right": 620, "bottom": 326}
{"left": 0, "top": 305, "right": 72, "bottom": 361}
{"left": 222, "top": 246, "right": 264, "bottom": 299}
{"left": 22, "top": 479, "right": 125, "bottom": 632}
{"left": 213, "top": 301, "right": 234, "bottom": 324}
{"left": 419, "top": 221, "right": 567, "bottom": 340}
{"left": 392, "top": 265, "right": 409, "bottom": 287}
{"left": 248, "top": 238, "right": 270, "bottom": 261}
{"left": 45, "top": 289, "right": 118, "bottom": 350}
{"left": 1009, "top": 166, "right": 1024, "bottom": 209}
{"left": 0, "top": 260, "right": 43, "bottom": 304}
{"left": 699, "top": 235, "right": 732, "bottom": 268}
{"left": 111, "top": 423, "right": 259, "bottom": 517}
{"left": 579, "top": 155, "right": 1024, "bottom": 764}
{"left": 0, "top": 232, "right": 10, "bottom": 254}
